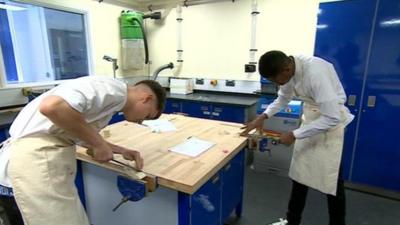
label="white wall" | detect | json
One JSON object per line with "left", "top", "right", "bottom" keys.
{"left": 4, "top": 0, "right": 319, "bottom": 81}
{"left": 147, "top": 0, "right": 320, "bottom": 81}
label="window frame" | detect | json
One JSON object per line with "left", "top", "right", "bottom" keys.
{"left": 0, "top": 0, "right": 94, "bottom": 88}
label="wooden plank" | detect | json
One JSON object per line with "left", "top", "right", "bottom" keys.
{"left": 76, "top": 114, "right": 247, "bottom": 194}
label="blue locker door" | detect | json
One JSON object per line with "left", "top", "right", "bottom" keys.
{"left": 351, "top": 0, "right": 400, "bottom": 192}
{"left": 314, "top": 0, "right": 377, "bottom": 180}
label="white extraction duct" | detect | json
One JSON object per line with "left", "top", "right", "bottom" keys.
{"left": 246, "top": 0, "right": 259, "bottom": 75}
{"left": 174, "top": 4, "right": 183, "bottom": 76}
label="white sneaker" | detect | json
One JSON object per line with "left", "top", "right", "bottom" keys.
{"left": 267, "top": 218, "right": 288, "bottom": 225}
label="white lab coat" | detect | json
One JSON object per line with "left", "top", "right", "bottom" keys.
{"left": 264, "top": 55, "right": 354, "bottom": 195}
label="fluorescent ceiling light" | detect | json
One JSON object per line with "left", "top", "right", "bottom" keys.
{"left": 0, "top": 4, "right": 26, "bottom": 11}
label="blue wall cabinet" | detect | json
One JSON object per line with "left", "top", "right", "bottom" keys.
{"left": 314, "top": 0, "right": 377, "bottom": 181}
{"left": 315, "top": 0, "right": 400, "bottom": 192}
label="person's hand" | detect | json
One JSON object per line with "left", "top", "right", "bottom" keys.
{"left": 91, "top": 143, "right": 114, "bottom": 163}
{"left": 122, "top": 150, "right": 144, "bottom": 170}
{"left": 240, "top": 114, "right": 268, "bottom": 136}
{"left": 279, "top": 132, "right": 296, "bottom": 146}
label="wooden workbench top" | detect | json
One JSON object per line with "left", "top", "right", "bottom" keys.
{"left": 76, "top": 114, "right": 247, "bottom": 194}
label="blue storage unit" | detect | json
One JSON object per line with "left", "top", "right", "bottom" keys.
{"left": 109, "top": 112, "right": 125, "bottom": 124}
{"left": 257, "top": 96, "right": 303, "bottom": 119}
{"left": 0, "top": 127, "right": 9, "bottom": 142}
{"left": 165, "top": 99, "right": 182, "bottom": 114}
{"left": 165, "top": 98, "right": 252, "bottom": 123}
{"left": 315, "top": 0, "right": 400, "bottom": 192}
{"left": 178, "top": 150, "right": 245, "bottom": 225}
{"left": 221, "top": 149, "right": 245, "bottom": 219}
{"left": 314, "top": 0, "right": 377, "bottom": 180}
{"left": 80, "top": 148, "right": 246, "bottom": 225}
{"left": 181, "top": 101, "right": 246, "bottom": 123}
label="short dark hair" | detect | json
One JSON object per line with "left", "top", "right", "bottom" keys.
{"left": 135, "top": 80, "right": 166, "bottom": 113}
{"left": 258, "top": 50, "right": 290, "bottom": 79}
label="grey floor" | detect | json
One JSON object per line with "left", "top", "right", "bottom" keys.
{"left": 225, "top": 168, "right": 400, "bottom": 225}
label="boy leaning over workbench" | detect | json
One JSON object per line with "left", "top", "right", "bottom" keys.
{"left": 0, "top": 76, "right": 166, "bottom": 225}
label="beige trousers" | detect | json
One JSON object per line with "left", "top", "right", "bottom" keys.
{"left": 8, "top": 135, "right": 90, "bottom": 225}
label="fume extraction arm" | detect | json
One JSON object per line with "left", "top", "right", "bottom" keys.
{"left": 152, "top": 62, "right": 174, "bottom": 81}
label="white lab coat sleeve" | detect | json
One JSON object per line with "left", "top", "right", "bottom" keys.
{"left": 264, "top": 83, "right": 294, "bottom": 118}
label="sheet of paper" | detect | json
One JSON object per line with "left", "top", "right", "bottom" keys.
{"left": 169, "top": 137, "right": 215, "bottom": 157}
{"left": 142, "top": 119, "right": 177, "bottom": 133}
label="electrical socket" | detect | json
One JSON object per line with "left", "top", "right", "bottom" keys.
{"left": 245, "top": 64, "right": 256, "bottom": 73}
{"left": 225, "top": 80, "right": 235, "bottom": 87}
{"left": 195, "top": 78, "right": 204, "bottom": 85}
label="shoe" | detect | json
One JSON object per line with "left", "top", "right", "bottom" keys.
{"left": 267, "top": 218, "right": 288, "bottom": 225}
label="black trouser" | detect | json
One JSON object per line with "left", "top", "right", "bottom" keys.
{"left": 286, "top": 178, "right": 346, "bottom": 225}
{"left": 0, "top": 195, "right": 24, "bottom": 225}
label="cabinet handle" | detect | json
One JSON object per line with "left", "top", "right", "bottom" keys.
{"left": 173, "top": 112, "right": 188, "bottom": 116}
{"left": 347, "top": 95, "right": 357, "bottom": 106}
{"left": 211, "top": 174, "right": 220, "bottom": 184}
{"left": 212, "top": 112, "right": 220, "bottom": 116}
{"left": 224, "top": 163, "right": 231, "bottom": 171}
{"left": 367, "top": 96, "right": 376, "bottom": 107}
{"left": 203, "top": 111, "right": 211, "bottom": 115}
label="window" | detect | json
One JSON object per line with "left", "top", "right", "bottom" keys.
{"left": 0, "top": 1, "right": 91, "bottom": 86}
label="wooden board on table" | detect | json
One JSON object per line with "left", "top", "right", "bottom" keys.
{"left": 76, "top": 114, "right": 247, "bottom": 194}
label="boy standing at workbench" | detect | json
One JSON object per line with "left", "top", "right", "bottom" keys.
{"left": 0, "top": 76, "right": 166, "bottom": 225}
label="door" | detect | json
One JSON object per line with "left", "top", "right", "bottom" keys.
{"left": 350, "top": 0, "right": 400, "bottom": 192}
{"left": 314, "top": 0, "right": 377, "bottom": 180}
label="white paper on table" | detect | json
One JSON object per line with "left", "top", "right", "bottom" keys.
{"left": 142, "top": 119, "right": 177, "bottom": 132}
{"left": 169, "top": 137, "right": 215, "bottom": 157}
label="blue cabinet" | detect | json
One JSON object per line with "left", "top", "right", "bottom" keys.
{"left": 165, "top": 99, "right": 249, "bottom": 123}
{"left": 350, "top": 0, "right": 400, "bottom": 192}
{"left": 165, "top": 99, "right": 182, "bottom": 114}
{"left": 109, "top": 112, "right": 125, "bottom": 124}
{"left": 178, "top": 150, "right": 245, "bottom": 225}
{"left": 315, "top": 0, "right": 400, "bottom": 192}
{"left": 314, "top": 0, "right": 376, "bottom": 182}
{"left": 191, "top": 172, "right": 222, "bottom": 225}
{"left": 221, "top": 150, "right": 244, "bottom": 219}
{"left": 181, "top": 101, "right": 212, "bottom": 119}
{"left": 0, "top": 127, "right": 9, "bottom": 142}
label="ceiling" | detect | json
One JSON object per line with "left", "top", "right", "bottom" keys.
{"left": 97, "top": 0, "right": 235, "bottom": 11}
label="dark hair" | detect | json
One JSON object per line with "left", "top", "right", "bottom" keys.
{"left": 135, "top": 80, "right": 166, "bottom": 113}
{"left": 258, "top": 50, "right": 290, "bottom": 79}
